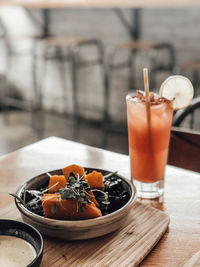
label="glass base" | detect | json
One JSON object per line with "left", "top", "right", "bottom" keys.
{"left": 133, "top": 179, "right": 164, "bottom": 199}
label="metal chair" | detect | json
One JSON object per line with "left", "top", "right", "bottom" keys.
{"left": 102, "top": 40, "right": 175, "bottom": 147}
{"left": 106, "top": 41, "right": 175, "bottom": 90}
{"left": 173, "top": 96, "right": 200, "bottom": 130}
{"left": 0, "top": 10, "right": 42, "bottom": 132}
{"left": 0, "top": 13, "right": 106, "bottom": 138}
{"left": 39, "top": 36, "right": 105, "bottom": 137}
{"left": 3, "top": 38, "right": 44, "bottom": 130}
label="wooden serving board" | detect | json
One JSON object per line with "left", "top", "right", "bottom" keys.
{"left": 0, "top": 202, "right": 169, "bottom": 267}
{"left": 183, "top": 251, "right": 200, "bottom": 267}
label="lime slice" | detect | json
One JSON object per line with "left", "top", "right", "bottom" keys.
{"left": 159, "top": 75, "right": 194, "bottom": 110}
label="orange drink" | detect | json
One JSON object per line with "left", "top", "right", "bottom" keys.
{"left": 126, "top": 91, "right": 173, "bottom": 198}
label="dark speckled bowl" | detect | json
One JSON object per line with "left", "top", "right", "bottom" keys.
{"left": 0, "top": 219, "right": 43, "bottom": 267}
{"left": 15, "top": 168, "right": 137, "bottom": 240}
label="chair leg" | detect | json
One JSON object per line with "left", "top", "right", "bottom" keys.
{"left": 93, "top": 41, "right": 108, "bottom": 124}
{"left": 189, "top": 112, "right": 194, "bottom": 129}
{"left": 192, "top": 69, "right": 199, "bottom": 97}
{"left": 31, "top": 41, "right": 39, "bottom": 132}
{"left": 70, "top": 40, "right": 108, "bottom": 145}
{"left": 93, "top": 41, "right": 110, "bottom": 148}
{"left": 56, "top": 47, "right": 68, "bottom": 114}
{"left": 2, "top": 50, "right": 13, "bottom": 123}
{"left": 70, "top": 49, "right": 80, "bottom": 140}
{"left": 128, "top": 50, "right": 137, "bottom": 90}
{"left": 34, "top": 43, "right": 49, "bottom": 138}
{"left": 189, "top": 69, "right": 200, "bottom": 128}
{"left": 102, "top": 48, "right": 132, "bottom": 148}
{"left": 101, "top": 66, "right": 109, "bottom": 148}
{"left": 101, "top": 49, "right": 116, "bottom": 148}
{"left": 148, "top": 49, "right": 158, "bottom": 89}
{"left": 0, "top": 72, "right": 7, "bottom": 120}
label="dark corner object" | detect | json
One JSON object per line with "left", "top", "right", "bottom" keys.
{"left": 168, "top": 127, "right": 200, "bottom": 173}
{"left": 0, "top": 219, "right": 43, "bottom": 267}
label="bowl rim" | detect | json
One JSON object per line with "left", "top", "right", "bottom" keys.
{"left": 15, "top": 167, "right": 137, "bottom": 227}
{"left": 0, "top": 219, "right": 44, "bottom": 266}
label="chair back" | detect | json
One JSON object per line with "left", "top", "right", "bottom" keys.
{"left": 173, "top": 97, "right": 200, "bottom": 130}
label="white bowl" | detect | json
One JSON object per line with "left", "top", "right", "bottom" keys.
{"left": 15, "top": 168, "right": 137, "bottom": 240}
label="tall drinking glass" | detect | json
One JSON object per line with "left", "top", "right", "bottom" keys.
{"left": 126, "top": 92, "right": 173, "bottom": 199}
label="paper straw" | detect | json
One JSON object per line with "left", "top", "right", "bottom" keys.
{"left": 143, "top": 68, "right": 150, "bottom": 102}
{"left": 143, "top": 68, "right": 151, "bottom": 126}
{"left": 143, "top": 68, "right": 152, "bottom": 142}
{"left": 143, "top": 68, "right": 156, "bottom": 176}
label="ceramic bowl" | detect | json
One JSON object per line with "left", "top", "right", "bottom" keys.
{"left": 15, "top": 168, "right": 137, "bottom": 240}
{"left": 0, "top": 219, "right": 43, "bottom": 267}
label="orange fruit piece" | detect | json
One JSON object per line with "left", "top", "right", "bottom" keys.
{"left": 62, "top": 164, "right": 85, "bottom": 179}
{"left": 42, "top": 194, "right": 102, "bottom": 220}
{"left": 48, "top": 175, "right": 67, "bottom": 193}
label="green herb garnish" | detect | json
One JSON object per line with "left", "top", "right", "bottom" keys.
{"left": 9, "top": 193, "right": 28, "bottom": 209}
{"left": 91, "top": 189, "right": 110, "bottom": 213}
{"left": 103, "top": 171, "right": 118, "bottom": 180}
{"left": 58, "top": 174, "right": 92, "bottom": 212}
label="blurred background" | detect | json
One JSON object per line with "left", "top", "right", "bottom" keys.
{"left": 0, "top": 2, "right": 200, "bottom": 156}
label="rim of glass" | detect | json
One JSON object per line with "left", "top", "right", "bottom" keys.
{"left": 126, "top": 90, "right": 159, "bottom": 100}
{"left": 126, "top": 90, "right": 172, "bottom": 108}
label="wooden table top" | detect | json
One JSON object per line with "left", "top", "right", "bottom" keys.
{"left": 1, "top": 0, "right": 200, "bottom": 9}
{"left": 0, "top": 136, "right": 200, "bottom": 266}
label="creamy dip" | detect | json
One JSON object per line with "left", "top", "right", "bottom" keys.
{"left": 0, "top": 235, "right": 36, "bottom": 267}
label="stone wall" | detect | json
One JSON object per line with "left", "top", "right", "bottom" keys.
{"left": 0, "top": 7, "right": 200, "bottom": 122}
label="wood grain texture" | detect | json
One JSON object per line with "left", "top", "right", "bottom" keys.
{"left": 0, "top": 136, "right": 199, "bottom": 266}
{"left": 1, "top": 0, "right": 200, "bottom": 9}
{"left": 183, "top": 251, "right": 200, "bottom": 267}
{"left": 0, "top": 202, "right": 169, "bottom": 267}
